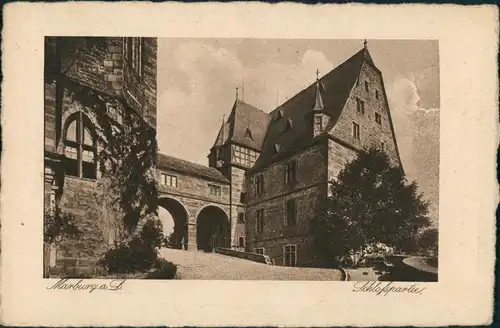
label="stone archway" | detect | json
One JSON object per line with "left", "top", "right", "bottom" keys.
{"left": 196, "top": 205, "right": 230, "bottom": 252}
{"left": 158, "top": 197, "right": 189, "bottom": 250}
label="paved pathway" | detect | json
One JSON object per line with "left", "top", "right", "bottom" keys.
{"left": 346, "top": 267, "right": 380, "bottom": 281}
{"left": 159, "top": 248, "right": 344, "bottom": 280}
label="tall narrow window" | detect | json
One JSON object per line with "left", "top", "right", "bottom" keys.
{"left": 255, "top": 174, "right": 264, "bottom": 195}
{"left": 356, "top": 98, "right": 365, "bottom": 115}
{"left": 364, "top": 80, "right": 369, "bottom": 92}
{"left": 125, "top": 37, "right": 143, "bottom": 76}
{"left": 238, "top": 237, "right": 245, "bottom": 248}
{"left": 256, "top": 209, "right": 264, "bottom": 232}
{"left": 375, "top": 112, "right": 382, "bottom": 125}
{"left": 314, "top": 115, "right": 323, "bottom": 132}
{"left": 285, "top": 199, "right": 297, "bottom": 226}
{"left": 375, "top": 89, "right": 380, "bottom": 100}
{"left": 352, "top": 122, "right": 360, "bottom": 140}
{"left": 64, "top": 112, "right": 97, "bottom": 179}
{"left": 283, "top": 245, "right": 297, "bottom": 267}
{"left": 237, "top": 213, "right": 245, "bottom": 223}
{"left": 284, "top": 161, "right": 297, "bottom": 184}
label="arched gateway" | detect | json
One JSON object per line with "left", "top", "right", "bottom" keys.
{"left": 196, "top": 205, "right": 230, "bottom": 252}
{"left": 158, "top": 197, "right": 189, "bottom": 249}
{"left": 156, "top": 153, "right": 232, "bottom": 252}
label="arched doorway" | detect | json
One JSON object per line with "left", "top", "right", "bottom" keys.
{"left": 158, "top": 197, "right": 188, "bottom": 250}
{"left": 196, "top": 206, "right": 230, "bottom": 252}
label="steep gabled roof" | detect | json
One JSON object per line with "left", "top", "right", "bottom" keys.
{"left": 251, "top": 47, "right": 371, "bottom": 171}
{"left": 157, "top": 153, "right": 229, "bottom": 184}
{"left": 213, "top": 99, "right": 271, "bottom": 151}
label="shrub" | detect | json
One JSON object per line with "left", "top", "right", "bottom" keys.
{"left": 99, "top": 241, "right": 158, "bottom": 274}
{"left": 146, "top": 259, "right": 177, "bottom": 279}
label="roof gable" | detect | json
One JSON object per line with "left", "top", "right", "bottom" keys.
{"left": 157, "top": 153, "right": 229, "bottom": 184}
{"left": 220, "top": 99, "right": 271, "bottom": 151}
{"left": 251, "top": 47, "right": 370, "bottom": 171}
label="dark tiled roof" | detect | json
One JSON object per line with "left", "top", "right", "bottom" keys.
{"left": 251, "top": 47, "right": 371, "bottom": 171}
{"left": 157, "top": 153, "right": 229, "bottom": 184}
{"left": 214, "top": 100, "right": 271, "bottom": 151}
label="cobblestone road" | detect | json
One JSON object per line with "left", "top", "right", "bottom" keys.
{"left": 159, "top": 248, "right": 344, "bottom": 280}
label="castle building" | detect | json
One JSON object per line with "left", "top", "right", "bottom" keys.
{"left": 44, "top": 39, "right": 402, "bottom": 276}
{"left": 208, "top": 43, "right": 402, "bottom": 267}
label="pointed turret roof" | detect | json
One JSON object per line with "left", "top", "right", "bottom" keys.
{"left": 313, "top": 72, "right": 325, "bottom": 111}
{"left": 211, "top": 98, "right": 271, "bottom": 151}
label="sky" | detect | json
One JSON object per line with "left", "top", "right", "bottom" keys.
{"left": 156, "top": 39, "right": 440, "bottom": 228}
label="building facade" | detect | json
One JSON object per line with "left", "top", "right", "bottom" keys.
{"left": 44, "top": 39, "right": 402, "bottom": 275}
{"left": 44, "top": 37, "right": 157, "bottom": 276}
{"left": 208, "top": 44, "right": 402, "bottom": 267}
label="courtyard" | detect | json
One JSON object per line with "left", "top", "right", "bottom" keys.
{"left": 159, "top": 248, "right": 345, "bottom": 280}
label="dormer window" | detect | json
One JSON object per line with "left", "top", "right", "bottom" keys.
{"left": 286, "top": 118, "right": 293, "bottom": 131}
{"left": 245, "top": 128, "right": 253, "bottom": 140}
{"left": 277, "top": 109, "right": 284, "bottom": 119}
{"left": 313, "top": 114, "right": 323, "bottom": 137}
{"left": 274, "top": 144, "right": 281, "bottom": 154}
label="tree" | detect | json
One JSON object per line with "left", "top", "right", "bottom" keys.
{"left": 312, "top": 147, "right": 431, "bottom": 265}
{"left": 43, "top": 207, "right": 83, "bottom": 277}
{"left": 417, "top": 227, "right": 438, "bottom": 257}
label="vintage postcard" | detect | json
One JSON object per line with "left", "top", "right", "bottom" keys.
{"left": 1, "top": 2, "right": 497, "bottom": 327}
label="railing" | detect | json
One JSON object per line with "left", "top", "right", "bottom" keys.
{"left": 213, "top": 247, "right": 272, "bottom": 265}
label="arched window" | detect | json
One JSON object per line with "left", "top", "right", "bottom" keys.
{"left": 64, "top": 112, "right": 97, "bottom": 179}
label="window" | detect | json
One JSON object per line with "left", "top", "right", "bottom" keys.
{"left": 245, "top": 128, "right": 253, "bottom": 140}
{"left": 255, "top": 248, "right": 264, "bottom": 255}
{"left": 124, "top": 37, "right": 143, "bottom": 76}
{"left": 238, "top": 237, "right": 245, "bottom": 248}
{"left": 237, "top": 213, "right": 245, "bottom": 223}
{"left": 284, "top": 161, "right": 297, "bottom": 184}
{"left": 356, "top": 98, "right": 365, "bottom": 115}
{"left": 209, "top": 184, "right": 221, "bottom": 196}
{"left": 286, "top": 118, "right": 293, "bottom": 131}
{"left": 375, "top": 89, "right": 379, "bottom": 100}
{"left": 285, "top": 199, "right": 297, "bottom": 226}
{"left": 255, "top": 174, "right": 264, "bottom": 195}
{"left": 160, "top": 173, "right": 166, "bottom": 185}
{"left": 352, "top": 122, "right": 360, "bottom": 140}
{"left": 381, "top": 142, "right": 386, "bottom": 151}
{"left": 166, "top": 175, "right": 177, "bottom": 187}
{"left": 233, "top": 145, "right": 257, "bottom": 167}
{"left": 365, "top": 80, "right": 369, "bottom": 92}
{"left": 64, "top": 112, "right": 97, "bottom": 179}
{"left": 276, "top": 109, "right": 284, "bottom": 119}
{"left": 240, "top": 192, "right": 246, "bottom": 203}
{"left": 375, "top": 112, "right": 382, "bottom": 125}
{"left": 256, "top": 209, "right": 264, "bottom": 232}
{"left": 283, "top": 244, "right": 297, "bottom": 267}
{"left": 314, "top": 115, "right": 323, "bottom": 132}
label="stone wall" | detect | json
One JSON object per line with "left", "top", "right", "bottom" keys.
{"left": 230, "top": 166, "right": 247, "bottom": 249}
{"left": 245, "top": 143, "right": 327, "bottom": 266}
{"left": 44, "top": 37, "right": 158, "bottom": 277}
{"left": 54, "top": 177, "right": 109, "bottom": 277}
{"left": 329, "top": 61, "right": 400, "bottom": 166}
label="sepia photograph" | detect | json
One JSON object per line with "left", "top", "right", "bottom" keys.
{"left": 2, "top": 3, "right": 497, "bottom": 326}
{"left": 44, "top": 37, "right": 439, "bottom": 282}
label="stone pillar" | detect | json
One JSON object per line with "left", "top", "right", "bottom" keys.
{"left": 187, "top": 222, "right": 197, "bottom": 251}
